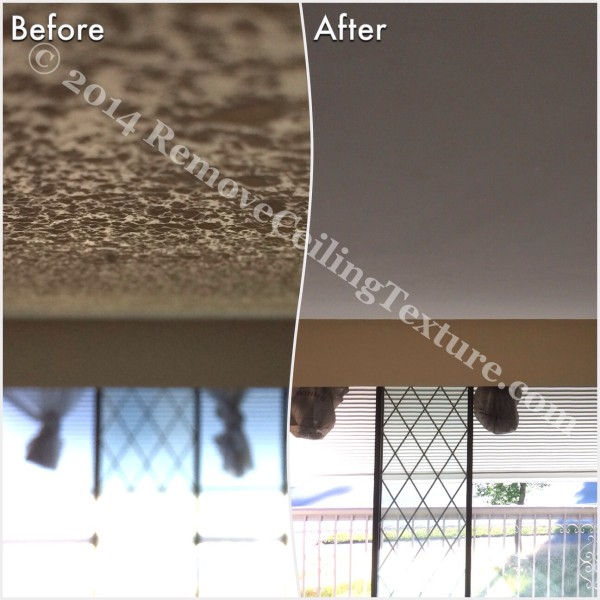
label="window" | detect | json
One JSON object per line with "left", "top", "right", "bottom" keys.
{"left": 3, "top": 387, "right": 295, "bottom": 597}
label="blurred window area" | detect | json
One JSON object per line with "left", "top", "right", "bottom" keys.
{"left": 3, "top": 387, "right": 295, "bottom": 597}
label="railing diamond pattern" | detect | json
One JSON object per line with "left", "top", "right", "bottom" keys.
{"left": 376, "top": 387, "right": 470, "bottom": 598}
{"left": 100, "top": 388, "right": 196, "bottom": 493}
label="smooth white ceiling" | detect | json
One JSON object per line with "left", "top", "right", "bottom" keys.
{"left": 300, "top": 4, "right": 595, "bottom": 319}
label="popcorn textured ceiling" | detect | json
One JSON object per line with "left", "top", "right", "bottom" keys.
{"left": 4, "top": 4, "right": 309, "bottom": 318}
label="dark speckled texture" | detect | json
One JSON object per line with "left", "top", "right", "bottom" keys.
{"left": 4, "top": 4, "right": 309, "bottom": 317}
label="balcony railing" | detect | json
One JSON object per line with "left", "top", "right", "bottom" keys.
{"left": 292, "top": 507, "right": 597, "bottom": 598}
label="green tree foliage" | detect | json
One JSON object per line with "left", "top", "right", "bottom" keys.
{"left": 476, "top": 482, "right": 526, "bottom": 505}
{"left": 475, "top": 482, "right": 549, "bottom": 505}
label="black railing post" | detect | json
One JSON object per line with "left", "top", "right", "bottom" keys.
{"left": 93, "top": 387, "right": 102, "bottom": 499}
{"left": 91, "top": 388, "right": 102, "bottom": 548}
{"left": 371, "top": 386, "right": 385, "bottom": 597}
{"left": 193, "top": 388, "right": 201, "bottom": 497}
{"left": 193, "top": 389, "right": 202, "bottom": 553}
{"left": 465, "top": 386, "right": 474, "bottom": 597}
{"left": 281, "top": 387, "right": 288, "bottom": 495}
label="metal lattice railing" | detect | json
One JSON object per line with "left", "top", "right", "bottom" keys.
{"left": 374, "top": 387, "right": 471, "bottom": 597}
{"left": 100, "top": 388, "right": 196, "bottom": 493}
{"left": 292, "top": 507, "right": 597, "bottom": 598}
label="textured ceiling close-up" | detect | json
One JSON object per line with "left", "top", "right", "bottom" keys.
{"left": 4, "top": 4, "right": 309, "bottom": 318}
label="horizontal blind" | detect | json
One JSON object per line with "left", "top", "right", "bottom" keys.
{"left": 289, "top": 387, "right": 377, "bottom": 479}
{"left": 290, "top": 387, "right": 597, "bottom": 479}
{"left": 473, "top": 387, "right": 597, "bottom": 477}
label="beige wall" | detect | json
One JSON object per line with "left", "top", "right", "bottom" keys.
{"left": 293, "top": 320, "right": 596, "bottom": 387}
{"left": 4, "top": 319, "right": 295, "bottom": 387}
{"left": 5, "top": 318, "right": 595, "bottom": 387}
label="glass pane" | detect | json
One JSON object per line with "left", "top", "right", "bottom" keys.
{"left": 196, "top": 541, "right": 297, "bottom": 596}
{"left": 3, "top": 542, "right": 95, "bottom": 597}
{"left": 2, "top": 388, "right": 95, "bottom": 540}
{"left": 100, "top": 388, "right": 195, "bottom": 494}
{"left": 95, "top": 494, "right": 197, "bottom": 597}
{"left": 196, "top": 387, "right": 293, "bottom": 595}
{"left": 3, "top": 388, "right": 96, "bottom": 597}
{"left": 378, "top": 387, "right": 468, "bottom": 598}
{"left": 471, "top": 505, "right": 597, "bottom": 597}
{"left": 200, "top": 388, "right": 284, "bottom": 491}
